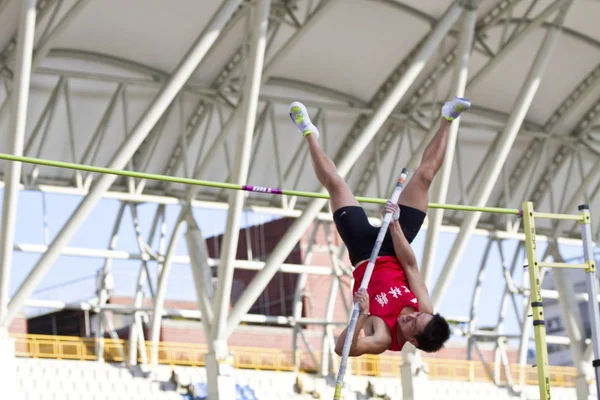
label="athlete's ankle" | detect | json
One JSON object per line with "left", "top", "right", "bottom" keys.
{"left": 305, "top": 133, "right": 319, "bottom": 145}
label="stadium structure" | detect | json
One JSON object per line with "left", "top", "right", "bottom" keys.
{"left": 0, "top": 0, "right": 599, "bottom": 399}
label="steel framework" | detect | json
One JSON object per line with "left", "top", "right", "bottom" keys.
{"left": 0, "top": 1, "right": 599, "bottom": 399}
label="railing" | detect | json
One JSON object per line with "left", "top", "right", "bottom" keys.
{"left": 11, "top": 334, "right": 578, "bottom": 387}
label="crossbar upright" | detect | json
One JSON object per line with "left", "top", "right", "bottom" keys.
{"left": 522, "top": 202, "right": 552, "bottom": 400}
{"left": 579, "top": 205, "right": 600, "bottom": 397}
{"left": 522, "top": 201, "right": 600, "bottom": 400}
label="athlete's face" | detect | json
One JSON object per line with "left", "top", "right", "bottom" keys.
{"left": 398, "top": 312, "right": 432, "bottom": 346}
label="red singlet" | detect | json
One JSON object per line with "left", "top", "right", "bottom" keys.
{"left": 352, "top": 256, "right": 420, "bottom": 351}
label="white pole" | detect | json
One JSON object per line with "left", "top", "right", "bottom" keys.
{"left": 334, "top": 172, "right": 408, "bottom": 399}
{"left": 579, "top": 205, "right": 600, "bottom": 399}
{"left": 420, "top": 4, "right": 477, "bottom": 285}
{"left": 212, "top": 0, "right": 272, "bottom": 348}
{"left": 0, "top": 0, "right": 37, "bottom": 322}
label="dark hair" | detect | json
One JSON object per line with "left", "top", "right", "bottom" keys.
{"left": 414, "top": 313, "right": 450, "bottom": 353}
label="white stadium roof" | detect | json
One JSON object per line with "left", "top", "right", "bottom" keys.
{"left": 0, "top": 0, "right": 597, "bottom": 235}
{"left": 0, "top": 0, "right": 599, "bottom": 395}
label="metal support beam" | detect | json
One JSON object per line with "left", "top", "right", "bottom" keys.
{"left": 320, "top": 222, "right": 342, "bottom": 377}
{"left": 31, "top": 0, "right": 92, "bottom": 69}
{"left": 185, "top": 222, "right": 218, "bottom": 396}
{"left": 190, "top": 0, "right": 341, "bottom": 182}
{"left": 211, "top": 0, "right": 272, "bottom": 356}
{"left": 0, "top": 0, "right": 91, "bottom": 133}
{"left": 143, "top": 4, "right": 343, "bottom": 354}
{"left": 292, "top": 223, "right": 320, "bottom": 372}
{"left": 492, "top": 240, "right": 522, "bottom": 394}
{"left": 529, "top": 96, "right": 600, "bottom": 209}
{"left": 225, "top": 2, "right": 465, "bottom": 336}
{"left": 352, "top": 1, "right": 522, "bottom": 201}
{"left": 3, "top": 0, "right": 243, "bottom": 327}
{"left": 551, "top": 158, "right": 600, "bottom": 237}
{"left": 550, "top": 252, "right": 592, "bottom": 399}
{"left": 498, "top": 65, "right": 600, "bottom": 210}
{"left": 401, "top": 0, "right": 574, "bottom": 192}
{"left": 185, "top": 216, "right": 216, "bottom": 336}
{"left": 467, "top": 0, "right": 571, "bottom": 89}
{"left": 0, "top": 0, "right": 37, "bottom": 322}
{"left": 149, "top": 216, "right": 186, "bottom": 365}
{"left": 129, "top": 204, "right": 163, "bottom": 366}
{"left": 95, "top": 202, "right": 126, "bottom": 361}
{"left": 467, "top": 238, "right": 495, "bottom": 361}
{"left": 431, "top": 3, "right": 571, "bottom": 310}
{"left": 420, "top": 3, "right": 477, "bottom": 285}
{"left": 0, "top": 0, "right": 54, "bottom": 81}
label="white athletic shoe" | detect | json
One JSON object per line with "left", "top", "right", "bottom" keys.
{"left": 289, "top": 102, "right": 319, "bottom": 139}
{"left": 442, "top": 97, "right": 471, "bottom": 121}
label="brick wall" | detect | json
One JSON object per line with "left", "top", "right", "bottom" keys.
{"left": 205, "top": 218, "right": 302, "bottom": 316}
{"left": 8, "top": 317, "right": 27, "bottom": 334}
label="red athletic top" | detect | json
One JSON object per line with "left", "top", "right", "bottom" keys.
{"left": 352, "top": 256, "right": 420, "bottom": 352}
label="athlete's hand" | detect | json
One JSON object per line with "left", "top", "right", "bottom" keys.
{"left": 354, "top": 288, "right": 369, "bottom": 314}
{"left": 382, "top": 200, "right": 400, "bottom": 221}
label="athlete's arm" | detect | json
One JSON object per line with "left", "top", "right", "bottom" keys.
{"left": 386, "top": 202, "right": 434, "bottom": 314}
{"left": 334, "top": 289, "right": 389, "bottom": 356}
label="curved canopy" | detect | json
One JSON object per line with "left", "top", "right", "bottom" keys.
{"left": 0, "top": 0, "right": 597, "bottom": 240}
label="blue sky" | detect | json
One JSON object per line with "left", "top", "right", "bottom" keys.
{"left": 1, "top": 188, "right": 591, "bottom": 340}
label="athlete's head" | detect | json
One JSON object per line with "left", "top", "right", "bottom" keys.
{"left": 398, "top": 312, "right": 450, "bottom": 352}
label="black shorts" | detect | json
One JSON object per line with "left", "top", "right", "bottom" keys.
{"left": 333, "top": 205, "right": 426, "bottom": 267}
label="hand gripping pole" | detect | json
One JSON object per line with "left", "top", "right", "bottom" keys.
{"left": 333, "top": 168, "right": 409, "bottom": 400}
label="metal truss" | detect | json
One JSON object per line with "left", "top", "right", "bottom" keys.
{"left": 527, "top": 96, "right": 600, "bottom": 209}
{"left": 0, "top": 1, "right": 598, "bottom": 398}
{"left": 496, "top": 64, "right": 600, "bottom": 213}
{"left": 352, "top": 0, "right": 538, "bottom": 192}
{"left": 3, "top": 0, "right": 248, "bottom": 327}
{"left": 212, "top": 0, "right": 272, "bottom": 375}
{"left": 431, "top": 0, "right": 572, "bottom": 314}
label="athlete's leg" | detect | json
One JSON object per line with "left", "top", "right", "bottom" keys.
{"left": 399, "top": 97, "right": 471, "bottom": 213}
{"left": 289, "top": 102, "right": 360, "bottom": 213}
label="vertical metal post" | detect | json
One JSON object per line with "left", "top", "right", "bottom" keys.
{"left": 579, "top": 204, "right": 600, "bottom": 399}
{"left": 0, "top": 0, "right": 37, "bottom": 323}
{"left": 522, "top": 201, "right": 551, "bottom": 400}
{"left": 467, "top": 238, "right": 495, "bottom": 362}
{"left": 431, "top": 4, "right": 571, "bottom": 309}
{"left": 149, "top": 216, "right": 186, "bottom": 366}
{"left": 321, "top": 223, "right": 341, "bottom": 377}
{"left": 292, "top": 223, "right": 320, "bottom": 372}
{"left": 226, "top": 2, "right": 465, "bottom": 336}
{"left": 95, "top": 202, "right": 126, "bottom": 361}
{"left": 3, "top": 0, "right": 245, "bottom": 328}
{"left": 420, "top": 0, "right": 477, "bottom": 284}
{"left": 185, "top": 217, "right": 216, "bottom": 334}
{"left": 212, "top": 0, "right": 272, "bottom": 355}
{"left": 128, "top": 204, "right": 163, "bottom": 366}
{"left": 548, "top": 243, "right": 592, "bottom": 398}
